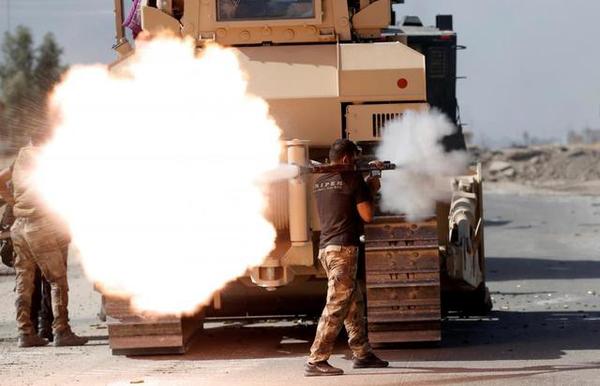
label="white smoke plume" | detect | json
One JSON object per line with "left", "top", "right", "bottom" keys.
{"left": 376, "top": 109, "right": 468, "bottom": 220}
{"left": 33, "top": 37, "right": 284, "bottom": 315}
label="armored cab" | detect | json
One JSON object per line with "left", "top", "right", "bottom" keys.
{"left": 105, "top": 0, "right": 490, "bottom": 355}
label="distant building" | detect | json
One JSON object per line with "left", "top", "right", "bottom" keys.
{"left": 568, "top": 128, "right": 600, "bottom": 145}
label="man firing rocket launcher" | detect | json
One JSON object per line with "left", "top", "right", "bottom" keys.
{"left": 290, "top": 138, "right": 398, "bottom": 180}
{"left": 302, "top": 139, "right": 390, "bottom": 376}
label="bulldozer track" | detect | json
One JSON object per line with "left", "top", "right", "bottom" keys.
{"left": 364, "top": 216, "right": 441, "bottom": 344}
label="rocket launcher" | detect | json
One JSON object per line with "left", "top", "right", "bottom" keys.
{"left": 302, "top": 161, "right": 398, "bottom": 177}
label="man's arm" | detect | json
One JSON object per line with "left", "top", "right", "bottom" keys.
{"left": 356, "top": 161, "right": 385, "bottom": 223}
{"left": 355, "top": 171, "right": 381, "bottom": 223}
{"left": 357, "top": 177, "right": 379, "bottom": 223}
{"left": 0, "top": 168, "right": 14, "bottom": 206}
{"left": 357, "top": 201, "right": 374, "bottom": 223}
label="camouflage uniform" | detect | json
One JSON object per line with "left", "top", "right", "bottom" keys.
{"left": 308, "top": 245, "right": 372, "bottom": 363}
{"left": 12, "top": 216, "right": 70, "bottom": 335}
{"left": 1, "top": 176, "right": 54, "bottom": 335}
{"left": 10, "top": 146, "right": 71, "bottom": 336}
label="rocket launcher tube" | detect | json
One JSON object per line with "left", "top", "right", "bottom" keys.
{"left": 301, "top": 161, "right": 398, "bottom": 177}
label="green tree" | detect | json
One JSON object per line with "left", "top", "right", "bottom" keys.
{"left": 0, "top": 26, "right": 66, "bottom": 152}
{"left": 0, "top": 26, "right": 35, "bottom": 81}
{"left": 34, "top": 33, "right": 67, "bottom": 97}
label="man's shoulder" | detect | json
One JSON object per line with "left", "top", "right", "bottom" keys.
{"left": 15, "top": 146, "right": 38, "bottom": 160}
{"left": 17, "top": 145, "right": 36, "bottom": 154}
{"left": 13, "top": 146, "right": 38, "bottom": 168}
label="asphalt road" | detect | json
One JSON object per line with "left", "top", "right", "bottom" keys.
{"left": 1, "top": 191, "right": 600, "bottom": 385}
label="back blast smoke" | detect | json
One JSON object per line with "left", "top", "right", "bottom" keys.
{"left": 376, "top": 109, "right": 468, "bottom": 220}
{"left": 32, "top": 37, "right": 285, "bottom": 316}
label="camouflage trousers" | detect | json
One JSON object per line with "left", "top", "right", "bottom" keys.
{"left": 308, "top": 245, "right": 372, "bottom": 363}
{"left": 11, "top": 216, "right": 70, "bottom": 336}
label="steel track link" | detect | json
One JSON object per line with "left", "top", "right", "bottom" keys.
{"left": 364, "top": 216, "right": 442, "bottom": 344}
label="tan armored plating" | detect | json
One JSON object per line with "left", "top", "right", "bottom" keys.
{"left": 105, "top": 0, "right": 489, "bottom": 354}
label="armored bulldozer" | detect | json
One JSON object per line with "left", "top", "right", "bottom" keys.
{"left": 105, "top": 0, "right": 491, "bottom": 355}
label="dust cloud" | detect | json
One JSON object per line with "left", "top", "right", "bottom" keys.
{"left": 376, "top": 109, "right": 468, "bottom": 220}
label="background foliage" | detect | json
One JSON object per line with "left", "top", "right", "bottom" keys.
{"left": 0, "top": 26, "right": 66, "bottom": 153}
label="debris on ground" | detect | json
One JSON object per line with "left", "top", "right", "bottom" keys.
{"left": 474, "top": 144, "right": 600, "bottom": 190}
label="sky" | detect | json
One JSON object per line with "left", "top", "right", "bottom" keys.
{"left": 399, "top": 0, "right": 600, "bottom": 147}
{"left": 0, "top": 0, "right": 599, "bottom": 147}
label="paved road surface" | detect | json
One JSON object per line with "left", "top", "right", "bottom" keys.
{"left": 1, "top": 192, "right": 600, "bottom": 385}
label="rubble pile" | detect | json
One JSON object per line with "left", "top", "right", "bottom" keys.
{"left": 476, "top": 145, "right": 600, "bottom": 186}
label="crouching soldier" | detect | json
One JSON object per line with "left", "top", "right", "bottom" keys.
{"left": 0, "top": 130, "right": 88, "bottom": 348}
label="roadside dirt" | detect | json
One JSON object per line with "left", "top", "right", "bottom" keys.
{"left": 2, "top": 193, "right": 600, "bottom": 385}
{"left": 1, "top": 148, "right": 600, "bottom": 385}
{"left": 477, "top": 144, "right": 600, "bottom": 194}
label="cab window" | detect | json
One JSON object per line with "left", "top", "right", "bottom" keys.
{"left": 218, "top": 0, "right": 315, "bottom": 21}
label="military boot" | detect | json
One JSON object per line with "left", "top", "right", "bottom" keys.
{"left": 304, "top": 361, "right": 344, "bottom": 376}
{"left": 53, "top": 329, "right": 88, "bottom": 347}
{"left": 352, "top": 352, "right": 389, "bottom": 369}
{"left": 18, "top": 334, "right": 49, "bottom": 348}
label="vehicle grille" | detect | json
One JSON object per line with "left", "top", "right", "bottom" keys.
{"left": 372, "top": 113, "right": 402, "bottom": 137}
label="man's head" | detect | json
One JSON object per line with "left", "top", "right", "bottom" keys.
{"left": 329, "top": 139, "right": 360, "bottom": 165}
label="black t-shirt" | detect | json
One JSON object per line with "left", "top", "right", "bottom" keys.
{"left": 314, "top": 172, "right": 372, "bottom": 248}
